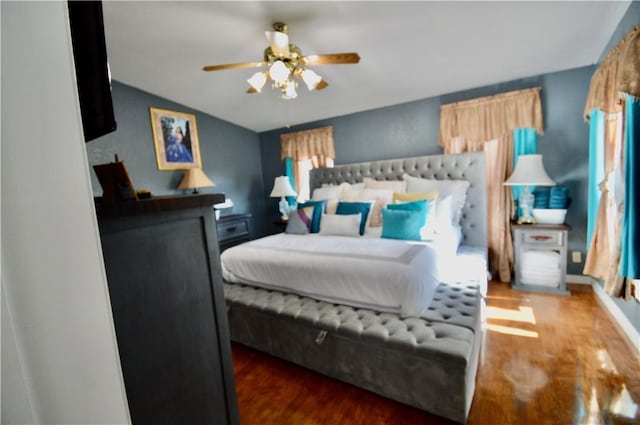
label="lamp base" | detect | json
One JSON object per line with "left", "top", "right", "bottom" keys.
{"left": 278, "top": 197, "right": 290, "bottom": 221}
{"left": 517, "top": 215, "right": 536, "bottom": 224}
{"left": 517, "top": 186, "right": 536, "bottom": 224}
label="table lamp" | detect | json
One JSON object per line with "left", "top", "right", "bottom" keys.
{"left": 177, "top": 168, "right": 215, "bottom": 194}
{"left": 504, "top": 154, "right": 555, "bottom": 224}
{"left": 269, "top": 176, "right": 297, "bottom": 220}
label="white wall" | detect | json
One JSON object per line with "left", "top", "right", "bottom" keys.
{"left": 1, "top": 2, "right": 130, "bottom": 424}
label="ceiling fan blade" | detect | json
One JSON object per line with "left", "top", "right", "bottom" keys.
{"left": 265, "top": 30, "right": 289, "bottom": 57}
{"left": 202, "top": 61, "right": 265, "bottom": 72}
{"left": 246, "top": 87, "right": 258, "bottom": 94}
{"left": 315, "top": 80, "right": 329, "bottom": 90}
{"left": 303, "top": 53, "right": 360, "bottom": 66}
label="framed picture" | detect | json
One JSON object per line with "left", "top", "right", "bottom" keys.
{"left": 149, "top": 107, "right": 202, "bottom": 170}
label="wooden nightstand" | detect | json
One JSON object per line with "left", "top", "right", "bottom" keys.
{"left": 511, "top": 223, "right": 570, "bottom": 295}
{"left": 217, "top": 213, "right": 252, "bottom": 253}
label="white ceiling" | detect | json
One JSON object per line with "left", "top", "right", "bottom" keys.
{"left": 103, "top": 1, "right": 630, "bottom": 133}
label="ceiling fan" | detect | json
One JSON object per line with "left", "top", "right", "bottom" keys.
{"left": 202, "top": 22, "right": 360, "bottom": 100}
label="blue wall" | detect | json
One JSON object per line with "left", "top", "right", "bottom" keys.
{"left": 260, "top": 67, "right": 594, "bottom": 276}
{"left": 86, "top": 81, "right": 267, "bottom": 236}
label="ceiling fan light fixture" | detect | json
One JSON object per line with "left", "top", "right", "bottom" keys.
{"left": 269, "top": 60, "right": 290, "bottom": 85}
{"left": 247, "top": 71, "right": 267, "bottom": 92}
{"left": 301, "top": 68, "right": 322, "bottom": 91}
{"left": 282, "top": 80, "right": 298, "bottom": 100}
{"left": 265, "top": 30, "right": 289, "bottom": 57}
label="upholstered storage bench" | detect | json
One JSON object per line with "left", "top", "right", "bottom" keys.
{"left": 224, "top": 281, "right": 484, "bottom": 424}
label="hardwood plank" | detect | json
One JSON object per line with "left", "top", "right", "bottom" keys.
{"left": 232, "top": 282, "right": 640, "bottom": 424}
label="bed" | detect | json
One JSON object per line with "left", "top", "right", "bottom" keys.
{"left": 222, "top": 152, "right": 487, "bottom": 424}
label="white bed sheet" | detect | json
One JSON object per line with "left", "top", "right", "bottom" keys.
{"left": 221, "top": 233, "right": 440, "bottom": 317}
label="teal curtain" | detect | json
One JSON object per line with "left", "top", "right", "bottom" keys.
{"left": 586, "top": 108, "right": 605, "bottom": 249}
{"left": 513, "top": 128, "right": 538, "bottom": 217}
{"left": 284, "top": 157, "right": 296, "bottom": 205}
{"left": 620, "top": 95, "right": 639, "bottom": 279}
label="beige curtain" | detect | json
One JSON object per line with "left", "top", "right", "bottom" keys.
{"left": 280, "top": 126, "right": 335, "bottom": 201}
{"left": 439, "top": 87, "right": 543, "bottom": 282}
{"left": 583, "top": 25, "right": 640, "bottom": 299}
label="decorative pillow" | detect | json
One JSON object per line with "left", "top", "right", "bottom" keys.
{"left": 393, "top": 191, "right": 439, "bottom": 237}
{"left": 312, "top": 185, "right": 342, "bottom": 201}
{"left": 434, "top": 195, "right": 454, "bottom": 231}
{"left": 387, "top": 200, "right": 430, "bottom": 239}
{"left": 312, "top": 186, "right": 341, "bottom": 214}
{"left": 285, "top": 206, "right": 314, "bottom": 234}
{"left": 297, "top": 200, "right": 326, "bottom": 233}
{"left": 336, "top": 201, "right": 373, "bottom": 235}
{"left": 381, "top": 208, "right": 425, "bottom": 241}
{"left": 402, "top": 174, "right": 470, "bottom": 225}
{"left": 319, "top": 213, "right": 361, "bottom": 237}
{"left": 392, "top": 191, "right": 438, "bottom": 203}
{"left": 363, "top": 177, "right": 407, "bottom": 193}
{"left": 323, "top": 182, "right": 364, "bottom": 191}
{"left": 340, "top": 188, "right": 393, "bottom": 227}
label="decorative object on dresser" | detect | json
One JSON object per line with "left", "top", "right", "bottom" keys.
{"left": 149, "top": 107, "right": 202, "bottom": 170}
{"left": 217, "top": 213, "right": 252, "bottom": 252}
{"left": 504, "top": 154, "right": 555, "bottom": 224}
{"left": 269, "top": 175, "right": 297, "bottom": 220}
{"left": 214, "top": 197, "right": 234, "bottom": 219}
{"left": 512, "top": 223, "right": 570, "bottom": 295}
{"left": 95, "top": 194, "right": 239, "bottom": 425}
{"left": 177, "top": 167, "right": 215, "bottom": 194}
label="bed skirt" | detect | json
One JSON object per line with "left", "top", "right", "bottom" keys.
{"left": 224, "top": 280, "right": 485, "bottom": 423}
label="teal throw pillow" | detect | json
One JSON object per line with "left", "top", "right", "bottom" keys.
{"left": 381, "top": 208, "right": 425, "bottom": 241}
{"left": 387, "top": 200, "right": 429, "bottom": 236}
{"left": 297, "top": 200, "right": 326, "bottom": 233}
{"left": 336, "top": 201, "right": 372, "bottom": 235}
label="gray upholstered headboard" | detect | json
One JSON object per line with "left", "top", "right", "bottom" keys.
{"left": 310, "top": 152, "right": 487, "bottom": 249}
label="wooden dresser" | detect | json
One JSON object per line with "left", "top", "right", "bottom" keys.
{"left": 95, "top": 194, "right": 239, "bottom": 425}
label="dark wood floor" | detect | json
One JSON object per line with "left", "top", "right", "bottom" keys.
{"left": 231, "top": 282, "right": 640, "bottom": 424}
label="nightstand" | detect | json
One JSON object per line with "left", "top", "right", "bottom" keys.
{"left": 216, "top": 213, "right": 252, "bottom": 253}
{"left": 511, "top": 223, "right": 570, "bottom": 295}
{"left": 272, "top": 218, "right": 288, "bottom": 233}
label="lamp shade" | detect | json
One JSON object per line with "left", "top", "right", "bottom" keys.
{"left": 177, "top": 168, "right": 215, "bottom": 191}
{"left": 270, "top": 176, "right": 297, "bottom": 197}
{"left": 504, "top": 154, "right": 555, "bottom": 186}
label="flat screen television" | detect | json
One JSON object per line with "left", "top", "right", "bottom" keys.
{"left": 68, "top": 0, "right": 117, "bottom": 142}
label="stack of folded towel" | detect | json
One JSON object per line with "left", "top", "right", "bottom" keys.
{"left": 549, "top": 187, "right": 570, "bottom": 209}
{"left": 520, "top": 250, "right": 561, "bottom": 287}
{"left": 533, "top": 186, "right": 571, "bottom": 209}
{"left": 533, "top": 188, "right": 550, "bottom": 209}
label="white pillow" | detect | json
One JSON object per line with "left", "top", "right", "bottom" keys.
{"left": 312, "top": 185, "right": 342, "bottom": 201}
{"left": 340, "top": 188, "right": 393, "bottom": 227}
{"left": 402, "top": 174, "right": 470, "bottom": 225}
{"left": 363, "top": 177, "right": 407, "bottom": 193}
{"left": 319, "top": 213, "right": 362, "bottom": 237}
{"left": 312, "top": 185, "right": 342, "bottom": 214}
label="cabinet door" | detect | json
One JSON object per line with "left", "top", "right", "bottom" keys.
{"left": 100, "top": 209, "right": 238, "bottom": 425}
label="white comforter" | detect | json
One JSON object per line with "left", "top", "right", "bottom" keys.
{"left": 221, "top": 233, "right": 440, "bottom": 317}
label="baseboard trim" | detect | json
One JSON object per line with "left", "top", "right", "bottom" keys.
{"left": 566, "top": 274, "right": 594, "bottom": 285}
{"left": 592, "top": 282, "right": 640, "bottom": 354}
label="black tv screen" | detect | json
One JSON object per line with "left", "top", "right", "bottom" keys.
{"left": 68, "top": 1, "right": 117, "bottom": 142}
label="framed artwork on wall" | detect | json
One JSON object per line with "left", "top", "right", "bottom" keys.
{"left": 149, "top": 107, "right": 202, "bottom": 170}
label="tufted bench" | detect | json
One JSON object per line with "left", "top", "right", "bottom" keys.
{"left": 224, "top": 280, "right": 484, "bottom": 424}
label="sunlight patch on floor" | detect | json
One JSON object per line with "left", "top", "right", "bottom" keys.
{"left": 486, "top": 324, "right": 539, "bottom": 338}
{"left": 487, "top": 305, "right": 536, "bottom": 324}
{"left": 486, "top": 304, "right": 538, "bottom": 337}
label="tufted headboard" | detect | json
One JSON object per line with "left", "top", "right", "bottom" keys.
{"left": 310, "top": 152, "right": 487, "bottom": 249}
